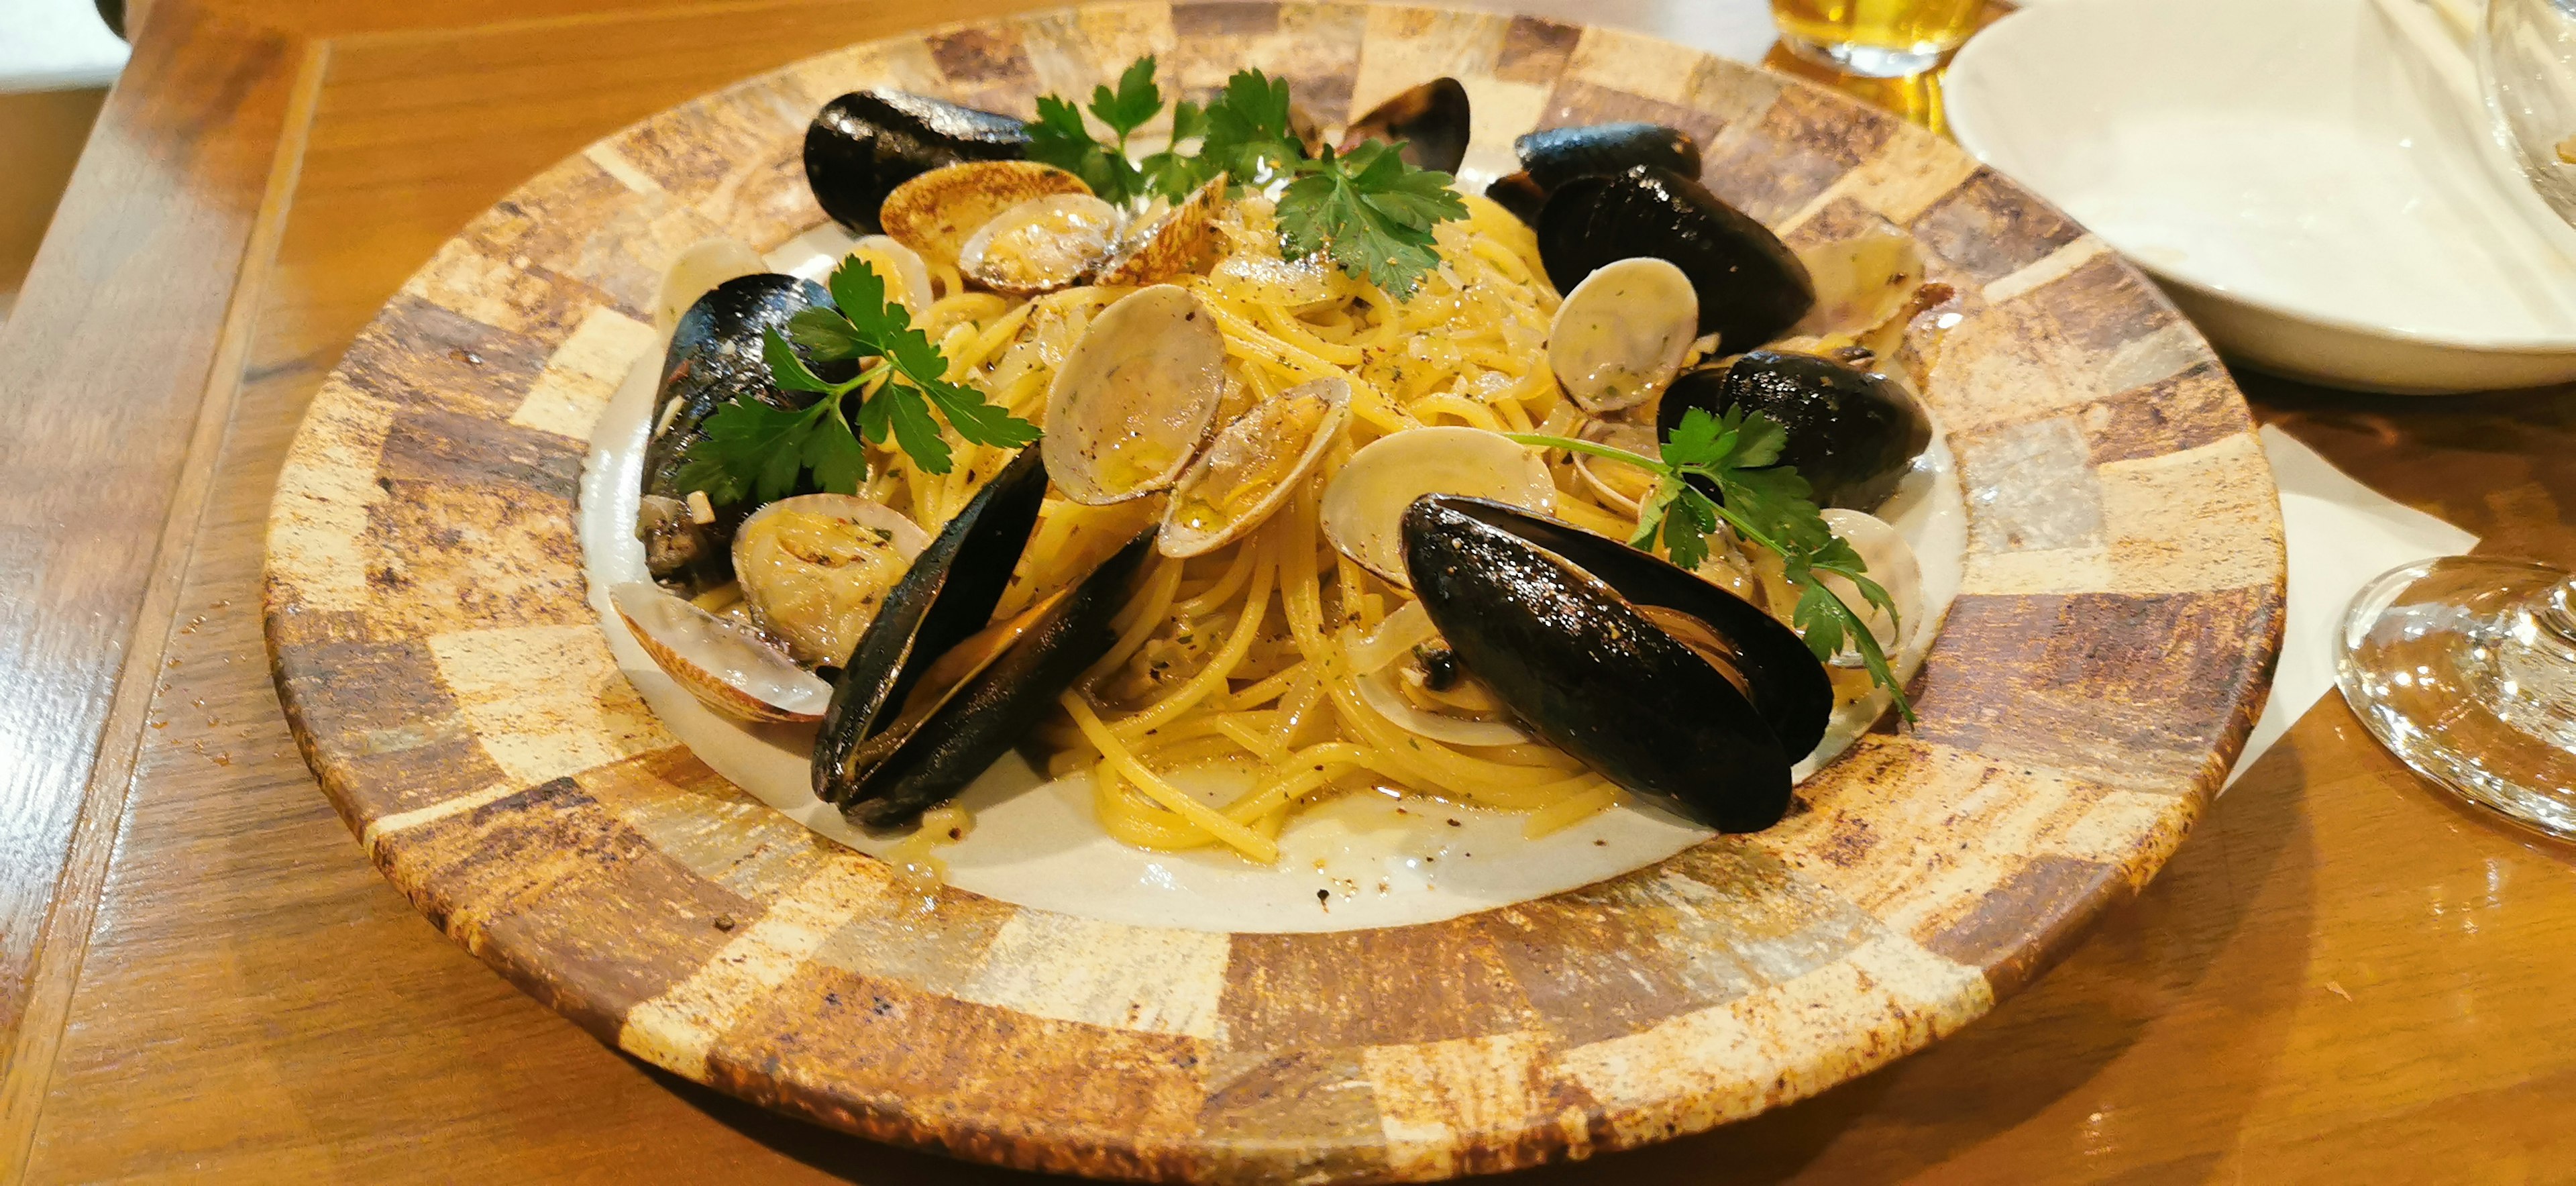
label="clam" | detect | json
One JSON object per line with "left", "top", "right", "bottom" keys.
{"left": 805, "top": 90, "right": 1029, "bottom": 233}
{"left": 1318, "top": 426, "right": 1554, "bottom": 588}
{"left": 1040, "top": 284, "right": 1227, "bottom": 506}
{"left": 1099, "top": 174, "right": 1226, "bottom": 287}
{"left": 1537, "top": 164, "right": 1814, "bottom": 356}
{"left": 731, "top": 494, "right": 932, "bottom": 667}
{"left": 1161, "top": 376, "right": 1350, "bottom": 557}
{"left": 1817, "top": 508, "right": 1921, "bottom": 655}
{"left": 611, "top": 582, "right": 832, "bottom": 724}
{"left": 1548, "top": 256, "right": 1699, "bottom": 413}
{"left": 1401, "top": 496, "right": 1833, "bottom": 830}
{"left": 1656, "top": 349, "right": 1931, "bottom": 511}
{"left": 1346, "top": 600, "right": 1532, "bottom": 746}
{"left": 850, "top": 234, "right": 937, "bottom": 312}
{"left": 879, "top": 160, "right": 1093, "bottom": 266}
{"left": 1487, "top": 122, "right": 1702, "bottom": 225}
{"left": 639, "top": 272, "right": 833, "bottom": 591}
{"left": 815, "top": 448, "right": 1049, "bottom": 809}
{"left": 958, "top": 193, "right": 1123, "bottom": 296}
{"left": 1792, "top": 225, "right": 1925, "bottom": 344}
{"left": 1340, "top": 78, "right": 1470, "bottom": 174}
{"left": 1570, "top": 419, "right": 1661, "bottom": 516}
{"left": 654, "top": 237, "right": 767, "bottom": 333}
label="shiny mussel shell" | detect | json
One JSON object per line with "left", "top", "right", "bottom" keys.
{"left": 1656, "top": 349, "right": 1931, "bottom": 512}
{"left": 1425, "top": 496, "right": 1832, "bottom": 757}
{"left": 814, "top": 447, "right": 1047, "bottom": 808}
{"left": 1537, "top": 164, "right": 1814, "bottom": 355}
{"left": 1340, "top": 77, "right": 1470, "bottom": 174}
{"left": 835, "top": 529, "right": 1157, "bottom": 827}
{"left": 1486, "top": 121, "right": 1701, "bottom": 224}
{"left": 1401, "top": 496, "right": 1796, "bottom": 832}
{"left": 639, "top": 272, "right": 834, "bottom": 591}
{"left": 804, "top": 89, "right": 1029, "bottom": 233}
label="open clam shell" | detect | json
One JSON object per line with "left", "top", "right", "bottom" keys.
{"left": 879, "top": 160, "right": 1092, "bottom": 266}
{"left": 611, "top": 582, "right": 831, "bottom": 724}
{"left": 850, "top": 234, "right": 937, "bottom": 312}
{"left": 1791, "top": 225, "right": 1927, "bottom": 345}
{"left": 1347, "top": 601, "right": 1532, "bottom": 746}
{"left": 1098, "top": 174, "right": 1226, "bottom": 287}
{"left": 1160, "top": 376, "right": 1351, "bottom": 557}
{"left": 654, "top": 237, "right": 767, "bottom": 334}
{"left": 731, "top": 494, "right": 931, "bottom": 668}
{"left": 1040, "top": 284, "right": 1228, "bottom": 506}
{"left": 1318, "top": 426, "right": 1554, "bottom": 588}
{"left": 1817, "top": 508, "right": 1922, "bottom": 655}
{"left": 958, "top": 193, "right": 1122, "bottom": 296}
{"left": 1570, "top": 419, "right": 1661, "bottom": 516}
{"left": 1548, "top": 256, "right": 1699, "bottom": 413}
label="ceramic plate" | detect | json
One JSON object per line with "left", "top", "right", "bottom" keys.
{"left": 1948, "top": 0, "right": 2576, "bottom": 394}
{"left": 265, "top": 3, "right": 2284, "bottom": 1180}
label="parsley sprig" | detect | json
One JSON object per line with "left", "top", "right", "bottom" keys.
{"left": 1022, "top": 56, "right": 1464, "bottom": 296}
{"left": 672, "top": 254, "right": 1040, "bottom": 503}
{"left": 1510, "top": 409, "right": 1916, "bottom": 722}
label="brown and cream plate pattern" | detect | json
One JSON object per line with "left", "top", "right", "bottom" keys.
{"left": 264, "top": 3, "right": 2285, "bottom": 1180}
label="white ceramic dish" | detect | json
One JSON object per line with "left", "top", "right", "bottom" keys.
{"left": 1947, "top": 0, "right": 2576, "bottom": 393}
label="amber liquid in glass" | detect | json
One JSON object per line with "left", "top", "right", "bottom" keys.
{"left": 1772, "top": 0, "right": 1983, "bottom": 77}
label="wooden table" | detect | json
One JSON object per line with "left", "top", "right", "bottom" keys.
{"left": 5, "top": 0, "right": 2573, "bottom": 1180}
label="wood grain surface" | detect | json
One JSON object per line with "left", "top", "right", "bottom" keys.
{"left": 0, "top": 0, "right": 2567, "bottom": 1182}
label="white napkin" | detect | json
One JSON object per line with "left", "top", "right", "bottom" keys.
{"left": 2225, "top": 424, "right": 2479, "bottom": 786}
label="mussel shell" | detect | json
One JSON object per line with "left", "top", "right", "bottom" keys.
{"left": 1656, "top": 349, "right": 1931, "bottom": 511}
{"left": 1484, "top": 172, "right": 1549, "bottom": 224}
{"left": 1516, "top": 122, "right": 1701, "bottom": 193}
{"left": 1340, "top": 77, "right": 1470, "bottom": 174}
{"left": 1402, "top": 496, "right": 1792, "bottom": 832}
{"left": 1536, "top": 165, "right": 1814, "bottom": 355}
{"left": 813, "top": 447, "right": 1048, "bottom": 806}
{"left": 1422, "top": 496, "right": 1831, "bottom": 757}
{"left": 837, "top": 529, "right": 1157, "bottom": 827}
{"left": 804, "top": 89, "right": 1030, "bottom": 233}
{"left": 641, "top": 273, "right": 833, "bottom": 590}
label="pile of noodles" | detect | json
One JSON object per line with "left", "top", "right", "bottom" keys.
{"left": 849, "top": 192, "right": 1668, "bottom": 864}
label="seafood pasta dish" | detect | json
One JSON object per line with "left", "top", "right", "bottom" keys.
{"left": 599, "top": 60, "right": 1960, "bottom": 871}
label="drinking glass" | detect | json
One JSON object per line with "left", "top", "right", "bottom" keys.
{"left": 2335, "top": 0, "right": 2576, "bottom": 839}
{"left": 1772, "top": 0, "right": 1985, "bottom": 78}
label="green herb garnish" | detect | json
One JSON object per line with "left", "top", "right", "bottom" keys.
{"left": 1277, "top": 140, "right": 1469, "bottom": 296}
{"left": 673, "top": 254, "right": 1040, "bottom": 502}
{"left": 1024, "top": 57, "right": 1465, "bottom": 296}
{"left": 1510, "top": 408, "right": 1915, "bottom": 722}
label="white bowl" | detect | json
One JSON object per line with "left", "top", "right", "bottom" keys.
{"left": 1947, "top": 0, "right": 2576, "bottom": 393}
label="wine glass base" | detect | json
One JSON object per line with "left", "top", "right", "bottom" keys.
{"left": 1775, "top": 33, "right": 1947, "bottom": 78}
{"left": 2337, "top": 557, "right": 2576, "bottom": 841}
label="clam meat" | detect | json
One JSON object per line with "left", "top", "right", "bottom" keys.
{"left": 732, "top": 494, "right": 932, "bottom": 668}
{"left": 1040, "top": 284, "right": 1228, "bottom": 506}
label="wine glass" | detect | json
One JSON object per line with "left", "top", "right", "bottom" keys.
{"left": 2334, "top": 0, "right": 2576, "bottom": 839}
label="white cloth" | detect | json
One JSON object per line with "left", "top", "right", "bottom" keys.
{"left": 2225, "top": 423, "right": 2479, "bottom": 786}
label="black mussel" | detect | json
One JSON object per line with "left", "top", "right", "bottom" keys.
{"left": 1485, "top": 123, "right": 1700, "bottom": 227}
{"left": 639, "top": 273, "right": 832, "bottom": 591}
{"left": 1485, "top": 172, "right": 1550, "bottom": 224}
{"left": 1340, "top": 78, "right": 1470, "bottom": 174}
{"left": 1658, "top": 350, "right": 1931, "bottom": 511}
{"left": 1403, "top": 495, "right": 1796, "bottom": 832}
{"left": 834, "top": 528, "right": 1157, "bottom": 827}
{"left": 1537, "top": 164, "right": 1813, "bottom": 354}
{"left": 814, "top": 447, "right": 1048, "bottom": 808}
{"left": 1519, "top": 122, "right": 1701, "bottom": 193}
{"left": 1427, "top": 496, "right": 1831, "bottom": 756}
{"left": 805, "top": 90, "right": 1029, "bottom": 233}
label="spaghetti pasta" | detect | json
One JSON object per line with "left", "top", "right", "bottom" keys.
{"left": 828, "top": 190, "right": 1694, "bottom": 859}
